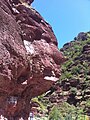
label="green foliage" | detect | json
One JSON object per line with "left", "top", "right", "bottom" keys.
{"left": 70, "top": 87, "right": 77, "bottom": 94}
{"left": 34, "top": 32, "right": 90, "bottom": 120}
{"left": 59, "top": 32, "right": 90, "bottom": 119}
{"left": 83, "top": 61, "right": 88, "bottom": 69}
{"left": 60, "top": 33, "right": 90, "bottom": 80}
{"left": 85, "top": 99, "right": 90, "bottom": 107}
{"left": 60, "top": 71, "right": 72, "bottom": 81}
{"left": 71, "top": 66, "right": 80, "bottom": 75}
{"left": 48, "top": 102, "right": 86, "bottom": 120}
{"left": 31, "top": 97, "right": 46, "bottom": 112}
{"left": 64, "top": 60, "right": 74, "bottom": 68}
{"left": 49, "top": 106, "right": 63, "bottom": 120}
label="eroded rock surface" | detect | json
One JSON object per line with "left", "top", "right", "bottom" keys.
{"left": 0, "top": 0, "right": 65, "bottom": 119}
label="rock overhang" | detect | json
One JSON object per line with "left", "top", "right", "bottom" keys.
{"left": 0, "top": 0, "right": 65, "bottom": 119}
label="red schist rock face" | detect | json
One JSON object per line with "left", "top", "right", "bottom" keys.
{"left": 0, "top": 0, "right": 65, "bottom": 119}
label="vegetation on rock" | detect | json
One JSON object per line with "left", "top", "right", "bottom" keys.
{"left": 32, "top": 32, "right": 90, "bottom": 119}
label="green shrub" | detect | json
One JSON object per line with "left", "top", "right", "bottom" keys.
{"left": 64, "top": 60, "right": 74, "bottom": 68}
{"left": 31, "top": 97, "right": 46, "bottom": 112}
{"left": 71, "top": 66, "right": 81, "bottom": 75}
{"left": 49, "top": 106, "right": 63, "bottom": 120}
{"left": 60, "top": 71, "right": 72, "bottom": 81}
{"left": 70, "top": 87, "right": 77, "bottom": 95}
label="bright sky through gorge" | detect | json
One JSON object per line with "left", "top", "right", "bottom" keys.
{"left": 32, "top": 0, "right": 90, "bottom": 48}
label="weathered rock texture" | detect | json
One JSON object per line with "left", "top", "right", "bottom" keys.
{"left": 0, "top": 0, "right": 64, "bottom": 119}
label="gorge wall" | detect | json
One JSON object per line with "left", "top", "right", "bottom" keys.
{"left": 0, "top": 0, "right": 65, "bottom": 119}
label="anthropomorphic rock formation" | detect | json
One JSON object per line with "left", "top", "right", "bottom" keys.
{"left": 0, "top": 0, "right": 65, "bottom": 119}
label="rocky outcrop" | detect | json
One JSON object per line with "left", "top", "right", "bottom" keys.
{"left": 0, "top": 0, "right": 65, "bottom": 119}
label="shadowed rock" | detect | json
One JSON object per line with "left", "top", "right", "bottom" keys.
{"left": 0, "top": 0, "right": 65, "bottom": 119}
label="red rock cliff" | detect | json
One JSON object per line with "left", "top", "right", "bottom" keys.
{"left": 0, "top": 0, "right": 65, "bottom": 119}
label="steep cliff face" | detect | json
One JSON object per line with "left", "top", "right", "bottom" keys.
{"left": 0, "top": 0, "right": 65, "bottom": 119}
{"left": 60, "top": 32, "right": 90, "bottom": 115}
